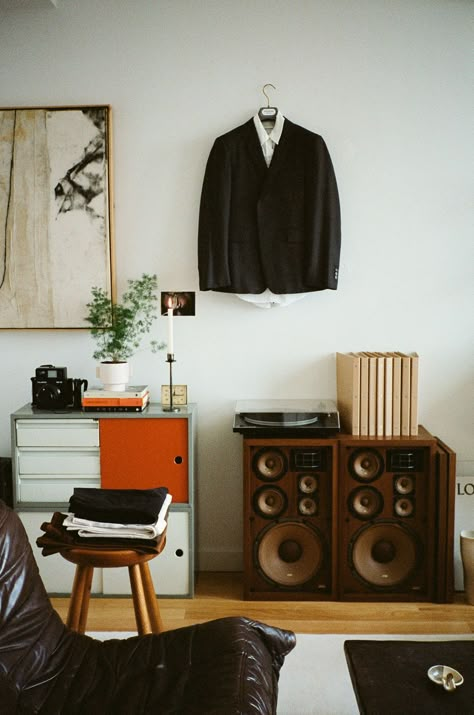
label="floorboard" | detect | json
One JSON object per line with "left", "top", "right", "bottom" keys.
{"left": 50, "top": 572, "right": 474, "bottom": 634}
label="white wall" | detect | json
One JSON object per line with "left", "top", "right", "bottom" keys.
{"left": 0, "top": 0, "right": 472, "bottom": 570}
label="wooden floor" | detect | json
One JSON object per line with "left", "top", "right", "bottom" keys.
{"left": 50, "top": 572, "right": 474, "bottom": 634}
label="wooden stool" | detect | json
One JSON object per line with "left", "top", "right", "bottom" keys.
{"left": 61, "top": 546, "right": 164, "bottom": 635}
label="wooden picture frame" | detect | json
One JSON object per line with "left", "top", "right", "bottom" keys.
{"left": 0, "top": 105, "right": 114, "bottom": 328}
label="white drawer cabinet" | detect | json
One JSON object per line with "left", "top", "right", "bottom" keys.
{"left": 19, "top": 448, "right": 100, "bottom": 475}
{"left": 14, "top": 418, "right": 100, "bottom": 506}
{"left": 16, "top": 419, "right": 100, "bottom": 447}
{"left": 18, "top": 474, "right": 100, "bottom": 503}
{"left": 102, "top": 509, "right": 191, "bottom": 597}
{"left": 11, "top": 404, "right": 197, "bottom": 598}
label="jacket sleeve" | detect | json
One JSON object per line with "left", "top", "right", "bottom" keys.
{"left": 198, "top": 137, "right": 232, "bottom": 290}
{"left": 305, "top": 137, "right": 341, "bottom": 289}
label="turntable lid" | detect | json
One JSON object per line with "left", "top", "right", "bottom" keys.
{"left": 236, "top": 399, "right": 337, "bottom": 412}
{"left": 235, "top": 399, "right": 338, "bottom": 426}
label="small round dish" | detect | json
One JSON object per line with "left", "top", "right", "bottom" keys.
{"left": 427, "top": 665, "right": 464, "bottom": 692}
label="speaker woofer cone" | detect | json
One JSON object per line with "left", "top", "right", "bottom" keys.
{"left": 253, "top": 448, "right": 287, "bottom": 481}
{"left": 349, "top": 449, "right": 384, "bottom": 482}
{"left": 253, "top": 486, "right": 287, "bottom": 518}
{"left": 350, "top": 522, "right": 419, "bottom": 587}
{"left": 256, "top": 521, "right": 324, "bottom": 586}
{"left": 349, "top": 486, "right": 383, "bottom": 520}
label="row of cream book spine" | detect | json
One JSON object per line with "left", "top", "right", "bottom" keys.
{"left": 336, "top": 352, "right": 419, "bottom": 436}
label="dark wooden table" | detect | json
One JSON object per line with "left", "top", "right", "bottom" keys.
{"left": 344, "top": 639, "right": 473, "bottom": 714}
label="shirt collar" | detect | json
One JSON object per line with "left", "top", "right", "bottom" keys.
{"left": 253, "top": 110, "right": 285, "bottom": 146}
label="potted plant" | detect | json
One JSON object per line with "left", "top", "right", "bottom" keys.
{"left": 85, "top": 273, "right": 164, "bottom": 391}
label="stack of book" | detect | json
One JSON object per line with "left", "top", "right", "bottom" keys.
{"left": 336, "top": 352, "right": 419, "bottom": 437}
{"left": 82, "top": 385, "right": 150, "bottom": 412}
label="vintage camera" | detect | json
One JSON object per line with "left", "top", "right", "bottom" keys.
{"left": 31, "top": 364, "right": 75, "bottom": 410}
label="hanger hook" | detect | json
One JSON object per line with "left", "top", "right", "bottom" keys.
{"left": 262, "top": 83, "right": 276, "bottom": 108}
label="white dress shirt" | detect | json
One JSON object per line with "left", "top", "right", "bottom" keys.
{"left": 236, "top": 112, "right": 307, "bottom": 309}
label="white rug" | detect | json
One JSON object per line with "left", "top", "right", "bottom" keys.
{"left": 88, "top": 632, "right": 473, "bottom": 715}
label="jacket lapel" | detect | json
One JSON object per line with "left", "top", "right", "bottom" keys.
{"left": 244, "top": 119, "right": 268, "bottom": 176}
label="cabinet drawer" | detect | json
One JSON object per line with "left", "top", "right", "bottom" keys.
{"left": 18, "top": 448, "right": 100, "bottom": 475}
{"left": 18, "top": 475, "right": 101, "bottom": 503}
{"left": 16, "top": 419, "right": 99, "bottom": 447}
{"left": 102, "top": 510, "right": 191, "bottom": 596}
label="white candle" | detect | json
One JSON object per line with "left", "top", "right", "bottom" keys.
{"left": 167, "top": 306, "right": 174, "bottom": 354}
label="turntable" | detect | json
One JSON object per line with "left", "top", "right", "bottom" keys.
{"left": 233, "top": 399, "right": 340, "bottom": 436}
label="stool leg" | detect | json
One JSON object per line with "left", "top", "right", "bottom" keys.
{"left": 139, "top": 562, "right": 164, "bottom": 633}
{"left": 67, "top": 564, "right": 94, "bottom": 634}
{"left": 129, "top": 563, "right": 153, "bottom": 635}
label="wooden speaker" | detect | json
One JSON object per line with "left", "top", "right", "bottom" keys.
{"left": 338, "top": 428, "right": 455, "bottom": 602}
{"left": 243, "top": 438, "right": 338, "bottom": 600}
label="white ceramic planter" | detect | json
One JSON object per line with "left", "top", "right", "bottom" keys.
{"left": 96, "top": 362, "right": 131, "bottom": 391}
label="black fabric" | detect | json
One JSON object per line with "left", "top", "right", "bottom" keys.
{"left": 69, "top": 486, "right": 168, "bottom": 524}
{"left": 344, "top": 639, "right": 474, "bottom": 715}
{"left": 0, "top": 500, "right": 296, "bottom": 714}
{"left": 198, "top": 117, "right": 341, "bottom": 294}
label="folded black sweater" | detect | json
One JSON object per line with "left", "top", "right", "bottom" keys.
{"left": 69, "top": 487, "right": 169, "bottom": 524}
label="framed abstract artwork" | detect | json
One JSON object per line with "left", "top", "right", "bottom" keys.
{"left": 0, "top": 105, "right": 114, "bottom": 328}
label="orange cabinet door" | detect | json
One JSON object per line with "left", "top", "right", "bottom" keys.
{"left": 99, "top": 418, "right": 188, "bottom": 503}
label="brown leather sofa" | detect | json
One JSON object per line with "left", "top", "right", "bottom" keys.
{"left": 0, "top": 501, "right": 296, "bottom": 714}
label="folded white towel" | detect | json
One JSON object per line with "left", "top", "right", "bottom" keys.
{"left": 63, "top": 493, "right": 172, "bottom": 539}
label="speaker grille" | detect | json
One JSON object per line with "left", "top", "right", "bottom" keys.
{"left": 292, "top": 449, "right": 325, "bottom": 470}
{"left": 256, "top": 521, "right": 324, "bottom": 587}
{"left": 387, "top": 449, "right": 424, "bottom": 472}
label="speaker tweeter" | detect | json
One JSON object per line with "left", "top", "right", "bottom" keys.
{"left": 298, "top": 474, "right": 318, "bottom": 494}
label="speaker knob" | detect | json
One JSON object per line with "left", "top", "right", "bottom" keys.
{"left": 350, "top": 522, "right": 419, "bottom": 587}
{"left": 253, "top": 448, "right": 287, "bottom": 481}
{"left": 298, "top": 474, "right": 318, "bottom": 494}
{"left": 349, "top": 487, "right": 383, "bottom": 520}
{"left": 349, "top": 449, "right": 384, "bottom": 482}
{"left": 253, "top": 486, "right": 287, "bottom": 518}
{"left": 394, "top": 497, "right": 414, "bottom": 518}
{"left": 298, "top": 497, "right": 318, "bottom": 516}
{"left": 256, "top": 521, "right": 324, "bottom": 586}
{"left": 394, "top": 475, "right": 415, "bottom": 495}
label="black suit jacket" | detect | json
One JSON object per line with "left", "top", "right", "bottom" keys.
{"left": 198, "top": 117, "right": 341, "bottom": 294}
